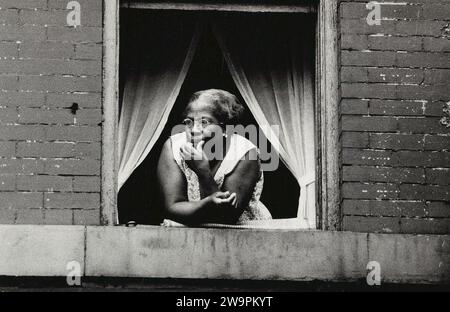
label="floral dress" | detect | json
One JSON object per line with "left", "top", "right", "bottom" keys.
{"left": 169, "top": 132, "right": 272, "bottom": 223}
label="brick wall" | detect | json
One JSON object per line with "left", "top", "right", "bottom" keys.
{"left": 340, "top": 0, "right": 450, "bottom": 234}
{"left": 0, "top": 0, "right": 103, "bottom": 225}
{"left": 0, "top": 0, "right": 448, "bottom": 234}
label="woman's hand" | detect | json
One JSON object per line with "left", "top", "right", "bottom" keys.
{"left": 207, "top": 191, "right": 238, "bottom": 209}
{"left": 180, "top": 140, "right": 210, "bottom": 176}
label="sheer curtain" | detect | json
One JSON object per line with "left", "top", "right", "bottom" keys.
{"left": 118, "top": 20, "right": 202, "bottom": 192}
{"left": 213, "top": 15, "right": 316, "bottom": 228}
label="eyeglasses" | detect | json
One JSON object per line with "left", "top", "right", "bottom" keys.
{"left": 182, "top": 118, "right": 222, "bottom": 129}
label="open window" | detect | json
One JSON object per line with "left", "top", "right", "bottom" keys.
{"left": 102, "top": 1, "right": 340, "bottom": 230}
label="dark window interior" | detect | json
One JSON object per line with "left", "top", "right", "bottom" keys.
{"left": 118, "top": 9, "right": 315, "bottom": 225}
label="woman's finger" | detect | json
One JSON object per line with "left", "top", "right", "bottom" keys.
{"left": 231, "top": 194, "right": 237, "bottom": 207}
{"left": 222, "top": 193, "right": 236, "bottom": 203}
{"left": 216, "top": 191, "right": 230, "bottom": 199}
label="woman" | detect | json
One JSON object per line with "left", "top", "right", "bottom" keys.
{"left": 157, "top": 89, "right": 272, "bottom": 225}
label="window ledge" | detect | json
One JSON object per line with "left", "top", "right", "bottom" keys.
{"left": 0, "top": 225, "right": 448, "bottom": 284}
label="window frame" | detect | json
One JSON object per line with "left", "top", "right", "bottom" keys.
{"left": 101, "top": 0, "right": 340, "bottom": 230}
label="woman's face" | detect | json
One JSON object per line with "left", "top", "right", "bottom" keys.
{"left": 184, "top": 99, "right": 223, "bottom": 146}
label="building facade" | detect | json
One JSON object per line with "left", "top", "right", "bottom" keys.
{"left": 0, "top": 0, "right": 449, "bottom": 285}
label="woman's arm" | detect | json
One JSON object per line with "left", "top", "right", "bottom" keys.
{"left": 157, "top": 139, "right": 237, "bottom": 225}
{"left": 179, "top": 141, "right": 219, "bottom": 198}
{"left": 220, "top": 148, "right": 261, "bottom": 223}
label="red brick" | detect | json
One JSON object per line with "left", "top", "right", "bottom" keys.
{"left": 341, "top": 83, "right": 397, "bottom": 99}
{"left": 342, "top": 132, "right": 369, "bottom": 148}
{"left": 423, "top": 37, "right": 450, "bottom": 52}
{"left": 342, "top": 116, "right": 398, "bottom": 132}
{"left": 424, "top": 135, "right": 450, "bottom": 150}
{"left": 367, "top": 68, "right": 423, "bottom": 84}
{"left": 343, "top": 199, "right": 428, "bottom": 217}
{"left": 369, "top": 100, "right": 425, "bottom": 116}
{"left": 399, "top": 184, "right": 450, "bottom": 201}
{"left": 44, "top": 209, "right": 73, "bottom": 225}
{"left": 75, "top": 43, "right": 102, "bottom": 60}
{"left": 341, "top": 19, "right": 397, "bottom": 35}
{"left": 17, "top": 175, "right": 72, "bottom": 192}
{"left": 341, "top": 66, "right": 368, "bottom": 82}
{"left": 44, "top": 192, "right": 100, "bottom": 209}
{"left": 44, "top": 126, "right": 101, "bottom": 142}
{"left": 424, "top": 101, "right": 447, "bottom": 117}
{"left": 47, "top": 26, "right": 102, "bottom": 43}
{"left": 343, "top": 166, "right": 425, "bottom": 183}
{"left": 73, "top": 176, "right": 100, "bottom": 192}
{"left": 0, "top": 192, "right": 43, "bottom": 209}
{"left": 0, "top": 107, "right": 17, "bottom": 123}
{"left": 368, "top": 36, "right": 422, "bottom": 52}
{"left": 74, "top": 142, "right": 101, "bottom": 159}
{"left": 396, "top": 151, "right": 450, "bottom": 167}
{"left": 18, "top": 76, "right": 101, "bottom": 92}
{"left": 343, "top": 215, "right": 400, "bottom": 233}
{"left": 0, "top": 208, "right": 15, "bottom": 224}
{"left": 19, "top": 41, "right": 75, "bottom": 59}
{"left": 18, "top": 108, "right": 102, "bottom": 126}
{"left": 343, "top": 182, "right": 399, "bottom": 199}
{"left": 0, "top": 142, "right": 15, "bottom": 157}
{"left": 427, "top": 201, "right": 450, "bottom": 218}
{"left": 340, "top": 2, "right": 367, "bottom": 19}
{"left": 15, "top": 208, "right": 44, "bottom": 224}
{"left": 421, "top": 4, "right": 450, "bottom": 20}
{"left": 424, "top": 69, "right": 450, "bottom": 85}
{"left": 0, "top": 25, "right": 46, "bottom": 41}
{"left": 400, "top": 218, "right": 450, "bottom": 235}
{"left": 382, "top": 4, "right": 422, "bottom": 19}
{"left": 341, "top": 99, "right": 369, "bottom": 115}
{"left": 73, "top": 209, "right": 100, "bottom": 225}
{"left": 0, "top": 76, "right": 19, "bottom": 91}
{"left": 46, "top": 93, "right": 101, "bottom": 108}
{"left": 341, "top": 34, "right": 368, "bottom": 50}
{"left": 0, "top": 174, "right": 16, "bottom": 190}
{"left": 0, "top": 159, "right": 43, "bottom": 174}
{"left": 74, "top": 109, "right": 102, "bottom": 125}
{"left": 0, "top": 42, "right": 17, "bottom": 57}
{"left": 369, "top": 133, "right": 424, "bottom": 150}
{"left": 398, "top": 117, "right": 450, "bottom": 134}
{"left": 0, "top": 59, "right": 101, "bottom": 76}
{"left": 0, "top": 125, "right": 45, "bottom": 140}
{"left": 0, "top": 91, "right": 45, "bottom": 107}
{"left": 18, "top": 108, "right": 75, "bottom": 125}
{"left": 0, "top": 8, "right": 18, "bottom": 24}
{"left": 43, "top": 159, "right": 100, "bottom": 175}
{"left": 0, "top": 0, "right": 47, "bottom": 9}
{"left": 426, "top": 168, "right": 450, "bottom": 185}
{"left": 341, "top": 51, "right": 396, "bottom": 67}
{"left": 396, "top": 52, "right": 450, "bottom": 69}
{"left": 17, "top": 142, "right": 75, "bottom": 158}
{"left": 343, "top": 148, "right": 397, "bottom": 166}
{"left": 396, "top": 20, "right": 448, "bottom": 36}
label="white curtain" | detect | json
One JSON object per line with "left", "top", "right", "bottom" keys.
{"left": 213, "top": 16, "right": 316, "bottom": 228}
{"left": 118, "top": 23, "right": 202, "bottom": 192}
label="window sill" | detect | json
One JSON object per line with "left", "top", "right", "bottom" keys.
{"left": 0, "top": 224, "right": 448, "bottom": 284}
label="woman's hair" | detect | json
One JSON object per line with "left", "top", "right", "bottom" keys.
{"left": 184, "top": 89, "right": 244, "bottom": 125}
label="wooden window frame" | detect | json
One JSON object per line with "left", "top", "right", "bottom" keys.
{"left": 101, "top": 0, "right": 340, "bottom": 230}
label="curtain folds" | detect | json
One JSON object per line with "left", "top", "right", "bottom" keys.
{"left": 212, "top": 16, "right": 316, "bottom": 228}
{"left": 118, "top": 22, "right": 202, "bottom": 191}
